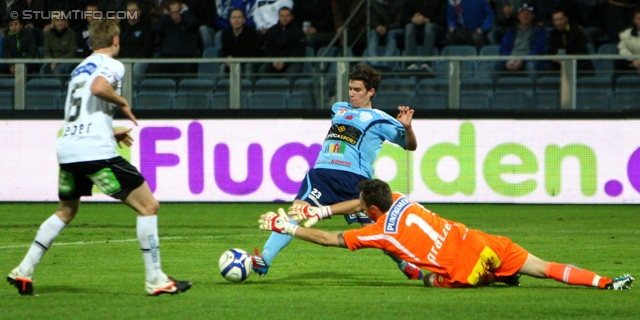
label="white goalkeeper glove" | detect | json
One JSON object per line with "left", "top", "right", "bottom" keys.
{"left": 258, "top": 208, "right": 299, "bottom": 236}
{"left": 288, "top": 204, "right": 332, "bottom": 228}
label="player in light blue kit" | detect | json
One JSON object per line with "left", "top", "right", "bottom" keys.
{"left": 251, "top": 64, "right": 420, "bottom": 279}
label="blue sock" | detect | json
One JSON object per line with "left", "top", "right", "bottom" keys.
{"left": 261, "top": 220, "right": 299, "bottom": 266}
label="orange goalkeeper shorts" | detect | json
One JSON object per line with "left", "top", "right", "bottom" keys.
{"left": 432, "top": 229, "right": 529, "bottom": 288}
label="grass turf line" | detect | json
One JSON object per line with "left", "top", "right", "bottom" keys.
{"left": 0, "top": 203, "right": 638, "bottom": 319}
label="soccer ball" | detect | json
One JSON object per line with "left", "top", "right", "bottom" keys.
{"left": 219, "top": 248, "right": 253, "bottom": 283}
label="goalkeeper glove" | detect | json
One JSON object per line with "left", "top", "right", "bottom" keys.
{"left": 259, "top": 208, "right": 298, "bottom": 236}
{"left": 288, "top": 204, "right": 332, "bottom": 228}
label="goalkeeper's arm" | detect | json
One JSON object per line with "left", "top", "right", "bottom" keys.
{"left": 294, "top": 228, "right": 348, "bottom": 248}
{"left": 258, "top": 209, "right": 348, "bottom": 248}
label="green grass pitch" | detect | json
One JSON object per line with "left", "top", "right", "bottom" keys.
{"left": 1, "top": 203, "right": 638, "bottom": 319}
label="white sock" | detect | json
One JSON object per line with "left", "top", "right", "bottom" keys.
{"left": 19, "top": 214, "right": 67, "bottom": 276}
{"left": 137, "top": 215, "right": 165, "bottom": 284}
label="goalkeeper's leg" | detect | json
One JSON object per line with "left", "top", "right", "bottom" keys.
{"left": 253, "top": 220, "right": 300, "bottom": 276}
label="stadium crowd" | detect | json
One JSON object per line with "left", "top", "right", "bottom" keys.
{"left": 1, "top": 0, "right": 640, "bottom": 110}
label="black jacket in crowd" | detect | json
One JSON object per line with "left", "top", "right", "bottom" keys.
{"left": 263, "top": 22, "right": 306, "bottom": 61}
{"left": 151, "top": 8, "right": 201, "bottom": 58}
{"left": 546, "top": 24, "right": 594, "bottom": 71}
{"left": 403, "top": 0, "right": 448, "bottom": 28}
{"left": 221, "top": 24, "right": 261, "bottom": 58}
{"left": 119, "top": 19, "right": 154, "bottom": 58}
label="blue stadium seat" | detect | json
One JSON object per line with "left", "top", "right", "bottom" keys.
{"left": 293, "top": 78, "right": 314, "bottom": 93}
{"left": 139, "top": 78, "right": 177, "bottom": 92}
{"left": 492, "top": 92, "right": 533, "bottom": 109}
{"left": 25, "top": 78, "right": 63, "bottom": 110}
{"left": 217, "top": 78, "right": 253, "bottom": 94}
{"left": 198, "top": 46, "right": 223, "bottom": 82}
{"left": 418, "top": 78, "right": 448, "bottom": 93}
{"left": 495, "top": 77, "right": 533, "bottom": 96}
{"left": 413, "top": 92, "right": 448, "bottom": 109}
{"left": 593, "top": 43, "right": 617, "bottom": 78}
{"left": 374, "top": 92, "right": 414, "bottom": 109}
{"left": 612, "top": 91, "right": 640, "bottom": 109}
{"left": 289, "top": 92, "right": 315, "bottom": 109}
{"left": 0, "top": 78, "right": 14, "bottom": 109}
{"left": 247, "top": 92, "right": 288, "bottom": 109}
{"left": 534, "top": 91, "right": 560, "bottom": 110}
{"left": 461, "top": 78, "right": 494, "bottom": 95}
{"left": 435, "top": 45, "right": 477, "bottom": 79}
{"left": 577, "top": 76, "right": 612, "bottom": 91}
{"left": 479, "top": 45, "right": 500, "bottom": 56}
{"left": 536, "top": 76, "right": 560, "bottom": 92}
{"left": 254, "top": 78, "right": 291, "bottom": 94}
{"left": 576, "top": 89, "right": 611, "bottom": 109}
{"left": 134, "top": 92, "right": 174, "bottom": 109}
{"left": 178, "top": 79, "right": 215, "bottom": 92}
{"left": 175, "top": 79, "right": 214, "bottom": 109}
{"left": 211, "top": 92, "right": 230, "bottom": 109}
{"left": 615, "top": 76, "right": 640, "bottom": 92}
{"left": 378, "top": 78, "right": 417, "bottom": 93}
{"left": 461, "top": 92, "right": 491, "bottom": 109}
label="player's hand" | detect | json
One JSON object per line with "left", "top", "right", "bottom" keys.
{"left": 396, "top": 106, "right": 414, "bottom": 128}
{"left": 259, "top": 208, "right": 298, "bottom": 235}
{"left": 288, "top": 204, "right": 332, "bottom": 228}
{"left": 114, "top": 128, "right": 133, "bottom": 148}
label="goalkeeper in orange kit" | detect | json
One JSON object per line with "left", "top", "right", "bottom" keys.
{"left": 258, "top": 179, "right": 634, "bottom": 289}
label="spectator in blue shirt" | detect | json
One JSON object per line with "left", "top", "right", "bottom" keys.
{"left": 446, "top": 0, "right": 494, "bottom": 50}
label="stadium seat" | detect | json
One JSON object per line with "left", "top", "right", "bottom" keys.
{"left": 178, "top": 79, "right": 215, "bottom": 93}
{"left": 289, "top": 92, "right": 315, "bottom": 109}
{"left": 536, "top": 76, "right": 560, "bottom": 92}
{"left": 293, "top": 78, "right": 314, "bottom": 93}
{"left": 362, "top": 46, "right": 402, "bottom": 70}
{"left": 576, "top": 89, "right": 611, "bottom": 109}
{"left": 254, "top": 78, "right": 291, "bottom": 94}
{"left": 247, "top": 92, "right": 288, "bottom": 109}
{"left": 413, "top": 92, "right": 448, "bottom": 109}
{"left": 615, "top": 76, "right": 640, "bottom": 92}
{"left": 0, "top": 78, "right": 14, "bottom": 110}
{"left": 374, "top": 92, "right": 414, "bottom": 109}
{"left": 25, "top": 78, "right": 63, "bottom": 110}
{"left": 534, "top": 91, "right": 560, "bottom": 110}
{"left": 495, "top": 77, "right": 533, "bottom": 96}
{"left": 217, "top": 78, "right": 253, "bottom": 94}
{"left": 134, "top": 92, "right": 174, "bottom": 109}
{"left": 612, "top": 91, "right": 640, "bottom": 109}
{"left": 577, "top": 76, "right": 612, "bottom": 91}
{"left": 139, "top": 78, "right": 177, "bottom": 93}
{"left": 418, "top": 78, "right": 448, "bottom": 93}
{"left": 479, "top": 45, "right": 500, "bottom": 56}
{"left": 461, "top": 78, "right": 494, "bottom": 95}
{"left": 174, "top": 80, "right": 214, "bottom": 109}
{"left": 211, "top": 92, "right": 230, "bottom": 109}
{"left": 435, "top": 45, "right": 477, "bottom": 79}
{"left": 593, "top": 43, "right": 617, "bottom": 78}
{"left": 461, "top": 92, "right": 491, "bottom": 109}
{"left": 492, "top": 92, "right": 533, "bottom": 109}
{"left": 378, "top": 78, "right": 417, "bottom": 94}
{"left": 198, "top": 46, "right": 223, "bottom": 83}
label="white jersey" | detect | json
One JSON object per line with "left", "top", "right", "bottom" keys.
{"left": 56, "top": 53, "right": 125, "bottom": 164}
{"left": 254, "top": 0, "right": 293, "bottom": 30}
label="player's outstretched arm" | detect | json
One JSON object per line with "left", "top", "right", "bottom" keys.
{"left": 288, "top": 199, "right": 362, "bottom": 227}
{"left": 90, "top": 76, "right": 138, "bottom": 126}
{"left": 259, "top": 208, "right": 346, "bottom": 248}
{"left": 396, "top": 106, "right": 417, "bottom": 151}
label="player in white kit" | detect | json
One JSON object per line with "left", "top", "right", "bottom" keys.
{"left": 6, "top": 19, "right": 191, "bottom": 296}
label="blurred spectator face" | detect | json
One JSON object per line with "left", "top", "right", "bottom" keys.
{"left": 518, "top": 10, "right": 534, "bottom": 26}
{"left": 230, "top": 9, "right": 245, "bottom": 30}
{"left": 86, "top": 5, "right": 99, "bottom": 23}
{"left": 552, "top": 12, "right": 568, "bottom": 31}
{"left": 127, "top": 3, "right": 141, "bottom": 23}
{"left": 8, "top": 19, "right": 22, "bottom": 34}
{"left": 169, "top": 3, "right": 182, "bottom": 23}
{"left": 54, "top": 18, "right": 68, "bottom": 32}
{"left": 278, "top": 8, "right": 293, "bottom": 27}
{"left": 634, "top": 12, "right": 640, "bottom": 30}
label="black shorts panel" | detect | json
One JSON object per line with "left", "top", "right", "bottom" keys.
{"left": 58, "top": 156, "right": 145, "bottom": 201}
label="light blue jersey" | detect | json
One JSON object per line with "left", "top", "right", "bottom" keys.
{"left": 314, "top": 102, "right": 407, "bottom": 179}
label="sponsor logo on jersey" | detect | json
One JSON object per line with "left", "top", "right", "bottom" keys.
{"left": 71, "top": 62, "right": 97, "bottom": 78}
{"left": 324, "top": 141, "right": 346, "bottom": 157}
{"left": 360, "top": 112, "right": 373, "bottom": 123}
{"left": 336, "top": 108, "right": 347, "bottom": 117}
{"left": 346, "top": 115, "right": 353, "bottom": 120}
{"left": 330, "top": 159, "right": 351, "bottom": 166}
{"left": 384, "top": 197, "right": 411, "bottom": 234}
{"left": 325, "top": 124, "right": 362, "bottom": 146}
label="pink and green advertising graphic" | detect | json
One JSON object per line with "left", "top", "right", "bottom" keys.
{"left": 3, "top": 119, "right": 640, "bottom": 203}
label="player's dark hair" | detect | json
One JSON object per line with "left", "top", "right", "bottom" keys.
{"left": 358, "top": 179, "right": 393, "bottom": 212}
{"left": 349, "top": 64, "right": 381, "bottom": 100}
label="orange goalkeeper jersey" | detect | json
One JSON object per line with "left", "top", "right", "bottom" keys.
{"left": 342, "top": 193, "right": 468, "bottom": 276}
{"left": 342, "top": 193, "right": 529, "bottom": 286}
